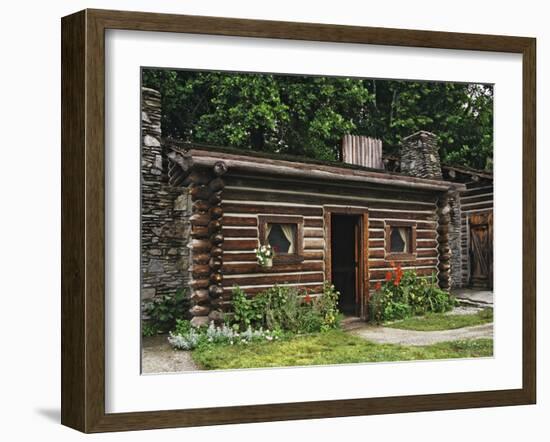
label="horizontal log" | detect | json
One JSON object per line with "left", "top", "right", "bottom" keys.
{"left": 222, "top": 228, "right": 258, "bottom": 238}
{"left": 462, "top": 187, "right": 493, "bottom": 198}
{"left": 415, "top": 249, "right": 438, "bottom": 258}
{"left": 304, "top": 238, "right": 325, "bottom": 250}
{"left": 224, "top": 239, "right": 258, "bottom": 251}
{"left": 304, "top": 218, "right": 324, "bottom": 228}
{"left": 417, "top": 240, "right": 438, "bottom": 249}
{"left": 190, "top": 185, "right": 212, "bottom": 201}
{"left": 193, "top": 200, "right": 210, "bottom": 213}
{"left": 189, "top": 305, "right": 210, "bottom": 316}
{"left": 460, "top": 194, "right": 493, "bottom": 205}
{"left": 369, "top": 239, "right": 385, "bottom": 248}
{"left": 191, "top": 264, "right": 211, "bottom": 278}
{"left": 225, "top": 175, "right": 440, "bottom": 204}
{"left": 223, "top": 272, "right": 324, "bottom": 287}
{"left": 191, "top": 290, "right": 209, "bottom": 304}
{"left": 368, "top": 249, "right": 385, "bottom": 259}
{"left": 223, "top": 202, "right": 323, "bottom": 217}
{"left": 369, "top": 229, "right": 384, "bottom": 239}
{"left": 208, "top": 220, "right": 222, "bottom": 233}
{"left": 189, "top": 278, "right": 209, "bottom": 289}
{"left": 369, "top": 210, "right": 437, "bottom": 221}
{"left": 222, "top": 284, "right": 325, "bottom": 296}
{"left": 369, "top": 258, "right": 438, "bottom": 269}
{"left": 190, "top": 213, "right": 210, "bottom": 227}
{"left": 369, "top": 220, "right": 436, "bottom": 230}
{"left": 183, "top": 170, "right": 211, "bottom": 186}
{"left": 222, "top": 216, "right": 258, "bottom": 227}
{"left": 189, "top": 239, "right": 212, "bottom": 253}
{"left": 190, "top": 225, "right": 209, "bottom": 239}
{"left": 416, "top": 230, "right": 437, "bottom": 240}
{"left": 222, "top": 250, "right": 324, "bottom": 262}
{"left": 370, "top": 267, "right": 437, "bottom": 280}
{"left": 223, "top": 188, "right": 434, "bottom": 212}
{"left": 304, "top": 228, "right": 324, "bottom": 238}
{"left": 192, "top": 253, "right": 210, "bottom": 265}
{"left": 222, "top": 261, "right": 323, "bottom": 275}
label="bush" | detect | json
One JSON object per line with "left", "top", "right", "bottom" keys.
{"left": 142, "top": 289, "right": 189, "bottom": 333}
{"left": 141, "top": 322, "right": 158, "bottom": 337}
{"left": 369, "top": 264, "right": 456, "bottom": 323}
{"left": 230, "top": 282, "right": 340, "bottom": 333}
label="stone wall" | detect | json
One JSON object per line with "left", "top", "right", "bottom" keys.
{"left": 400, "top": 131, "right": 443, "bottom": 180}
{"left": 447, "top": 190, "right": 463, "bottom": 288}
{"left": 141, "top": 87, "right": 191, "bottom": 307}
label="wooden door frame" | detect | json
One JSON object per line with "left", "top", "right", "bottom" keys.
{"left": 324, "top": 206, "right": 369, "bottom": 320}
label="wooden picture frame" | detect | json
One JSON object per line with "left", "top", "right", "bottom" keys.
{"left": 61, "top": 9, "right": 536, "bottom": 433}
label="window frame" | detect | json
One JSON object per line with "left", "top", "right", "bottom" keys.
{"left": 259, "top": 215, "right": 304, "bottom": 265}
{"left": 384, "top": 220, "right": 417, "bottom": 261}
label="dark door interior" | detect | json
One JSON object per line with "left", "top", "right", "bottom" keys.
{"left": 331, "top": 214, "right": 360, "bottom": 316}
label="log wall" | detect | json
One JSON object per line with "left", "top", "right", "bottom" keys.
{"left": 222, "top": 175, "right": 441, "bottom": 300}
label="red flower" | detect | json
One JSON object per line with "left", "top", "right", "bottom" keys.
{"left": 375, "top": 281, "right": 382, "bottom": 291}
{"left": 304, "top": 294, "right": 312, "bottom": 304}
{"left": 385, "top": 271, "right": 392, "bottom": 282}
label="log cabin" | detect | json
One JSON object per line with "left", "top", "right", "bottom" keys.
{"left": 140, "top": 87, "right": 492, "bottom": 327}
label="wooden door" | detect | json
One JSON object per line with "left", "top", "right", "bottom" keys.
{"left": 469, "top": 212, "right": 493, "bottom": 289}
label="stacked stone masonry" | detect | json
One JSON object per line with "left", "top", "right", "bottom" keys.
{"left": 141, "top": 87, "right": 191, "bottom": 310}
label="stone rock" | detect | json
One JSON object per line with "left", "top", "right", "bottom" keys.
{"left": 174, "top": 194, "right": 189, "bottom": 211}
{"left": 147, "top": 259, "right": 164, "bottom": 273}
{"left": 142, "top": 111, "right": 151, "bottom": 123}
{"left": 154, "top": 154, "right": 163, "bottom": 171}
{"left": 141, "top": 288, "right": 156, "bottom": 300}
{"left": 143, "top": 134, "right": 161, "bottom": 147}
{"left": 149, "top": 249, "right": 162, "bottom": 256}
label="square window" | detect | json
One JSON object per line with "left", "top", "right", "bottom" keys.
{"left": 267, "top": 223, "right": 297, "bottom": 254}
{"left": 390, "top": 226, "right": 411, "bottom": 253}
{"left": 385, "top": 222, "right": 417, "bottom": 259}
{"left": 259, "top": 215, "right": 304, "bottom": 264}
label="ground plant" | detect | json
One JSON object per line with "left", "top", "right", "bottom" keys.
{"left": 142, "top": 288, "right": 189, "bottom": 334}
{"left": 369, "top": 263, "right": 457, "bottom": 323}
{"left": 231, "top": 282, "right": 340, "bottom": 333}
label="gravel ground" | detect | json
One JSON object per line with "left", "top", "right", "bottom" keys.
{"left": 141, "top": 335, "right": 199, "bottom": 374}
{"left": 349, "top": 323, "right": 493, "bottom": 346}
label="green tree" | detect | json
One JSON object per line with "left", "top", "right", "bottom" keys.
{"left": 143, "top": 69, "right": 493, "bottom": 170}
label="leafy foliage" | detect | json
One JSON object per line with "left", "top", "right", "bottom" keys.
{"left": 143, "top": 70, "right": 493, "bottom": 170}
{"left": 230, "top": 283, "right": 340, "bottom": 333}
{"left": 142, "top": 289, "right": 189, "bottom": 333}
{"left": 369, "top": 265, "right": 457, "bottom": 323}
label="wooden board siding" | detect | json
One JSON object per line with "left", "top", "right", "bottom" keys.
{"left": 458, "top": 181, "right": 493, "bottom": 286}
{"left": 221, "top": 176, "right": 440, "bottom": 303}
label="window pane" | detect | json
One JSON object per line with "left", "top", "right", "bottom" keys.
{"left": 390, "top": 227, "right": 410, "bottom": 253}
{"left": 267, "top": 223, "right": 296, "bottom": 254}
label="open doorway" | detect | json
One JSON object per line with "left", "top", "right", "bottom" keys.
{"left": 331, "top": 214, "right": 362, "bottom": 316}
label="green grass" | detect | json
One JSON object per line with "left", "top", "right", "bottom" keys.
{"left": 385, "top": 308, "right": 493, "bottom": 331}
{"left": 191, "top": 330, "right": 493, "bottom": 370}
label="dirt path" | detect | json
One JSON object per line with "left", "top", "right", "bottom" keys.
{"left": 348, "top": 323, "right": 493, "bottom": 346}
{"left": 141, "top": 335, "right": 199, "bottom": 374}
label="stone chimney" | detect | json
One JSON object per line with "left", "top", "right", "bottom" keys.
{"left": 400, "top": 131, "right": 442, "bottom": 180}
{"left": 341, "top": 135, "right": 383, "bottom": 170}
